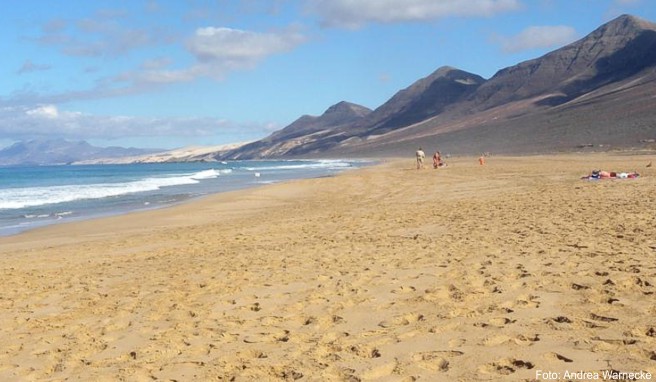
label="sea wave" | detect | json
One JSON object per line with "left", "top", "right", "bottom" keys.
{"left": 191, "top": 169, "right": 226, "bottom": 179}
{"left": 0, "top": 169, "right": 222, "bottom": 210}
{"left": 243, "top": 160, "right": 352, "bottom": 172}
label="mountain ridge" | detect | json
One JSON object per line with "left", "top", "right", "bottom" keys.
{"left": 223, "top": 14, "right": 656, "bottom": 159}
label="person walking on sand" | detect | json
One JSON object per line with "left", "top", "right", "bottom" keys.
{"left": 479, "top": 155, "right": 485, "bottom": 166}
{"left": 416, "top": 147, "right": 426, "bottom": 169}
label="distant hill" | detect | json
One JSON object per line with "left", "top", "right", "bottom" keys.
{"left": 0, "top": 139, "right": 160, "bottom": 166}
{"left": 222, "top": 14, "right": 656, "bottom": 159}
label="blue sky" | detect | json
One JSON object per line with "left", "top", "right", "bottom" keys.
{"left": 1, "top": 0, "right": 654, "bottom": 149}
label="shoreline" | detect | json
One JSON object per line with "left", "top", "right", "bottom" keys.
{"left": 0, "top": 159, "right": 371, "bottom": 238}
{"left": 0, "top": 164, "right": 348, "bottom": 248}
{"left": 1, "top": 154, "right": 654, "bottom": 381}
{"left": 0, "top": 180, "right": 266, "bottom": 239}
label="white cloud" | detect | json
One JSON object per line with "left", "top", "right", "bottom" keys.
{"left": 22, "top": 23, "right": 308, "bottom": 102}
{"left": 307, "top": 0, "right": 522, "bottom": 28}
{"left": 104, "top": 26, "right": 307, "bottom": 87}
{"left": 496, "top": 25, "right": 578, "bottom": 53}
{"left": 0, "top": 105, "right": 260, "bottom": 142}
{"left": 26, "top": 105, "right": 60, "bottom": 119}
{"left": 19, "top": 2, "right": 309, "bottom": 106}
{"left": 187, "top": 26, "right": 307, "bottom": 75}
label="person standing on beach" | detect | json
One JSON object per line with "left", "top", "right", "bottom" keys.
{"left": 416, "top": 147, "right": 426, "bottom": 169}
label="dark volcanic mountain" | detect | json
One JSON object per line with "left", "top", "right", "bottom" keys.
{"left": 471, "top": 14, "right": 656, "bottom": 109}
{"left": 226, "top": 66, "right": 484, "bottom": 158}
{"left": 225, "top": 101, "right": 371, "bottom": 159}
{"left": 223, "top": 14, "right": 656, "bottom": 159}
{"left": 353, "top": 66, "right": 485, "bottom": 136}
{"left": 0, "top": 139, "right": 159, "bottom": 166}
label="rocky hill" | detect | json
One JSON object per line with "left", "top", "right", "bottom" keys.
{"left": 223, "top": 14, "right": 656, "bottom": 159}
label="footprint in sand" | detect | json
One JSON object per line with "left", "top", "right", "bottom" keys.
{"left": 411, "top": 351, "right": 454, "bottom": 371}
{"left": 300, "top": 316, "right": 316, "bottom": 326}
{"left": 482, "top": 333, "right": 538, "bottom": 346}
{"left": 336, "top": 367, "right": 360, "bottom": 381}
{"left": 589, "top": 313, "right": 619, "bottom": 322}
{"left": 488, "top": 317, "right": 516, "bottom": 327}
{"left": 571, "top": 283, "right": 590, "bottom": 290}
{"left": 581, "top": 320, "right": 608, "bottom": 329}
{"left": 479, "top": 358, "right": 534, "bottom": 375}
{"left": 273, "top": 367, "right": 304, "bottom": 381}
{"left": 591, "top": 336, "right": 637, "bottom": 346}
{"left": 236, "top": 349, "right": 268, "bottom": 359}
{"left": 242, "top": 330, "right": 290, "bottom": 344}
{"left": 428, "top": 322, "right": 461, "bottom": 334}
{"left": 515, "top": 294, "right": 540, "bottom": 308}
{"left": 544, "top": 315, "right": 572, "bottom": 329}
{"left": 316, "top": 315, "right": 345, "bottom": 329}
{"left": 360, "top": 360, "right": 398, "bottom": 380}
{"left": 514, "top": 334, "right": 540, "bottom": 345}
{"left": 378, "top": 313, "right": 424, "bottom": 328}
{"left": 391, "top": 285, "right": 417, "bottom": 294}
{"left": 627, "top": 326, "right": 656, "bottom": 338}
{"left": 544, "top": 352, "right": 573, "bottom": 363}
{"left": 348, "top": 344, "right": 382, "bottom": 359}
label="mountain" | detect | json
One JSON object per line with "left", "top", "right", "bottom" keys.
{"left": 223, "top": 14, "right": 656, "bottom": 158}
{"left": 352, "top": 66, "right": 485, "bottom": 136}
{"left": 0, "top": 139, "right": 160, "bottom": 166}
{"left": 225, "top": 101, "right": 371, "bottom": 159}
{"left": 470, "top": 14, "right": 656, "bottom": 109}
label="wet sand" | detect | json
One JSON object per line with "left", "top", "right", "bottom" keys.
{"left": 1, "top": 154, "right": 655, "bottom": 381}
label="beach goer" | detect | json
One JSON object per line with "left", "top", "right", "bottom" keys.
{"left": 582, "top": 170, "right": 640, "bottom": 180}
{"left": 478, "top": 155, "right": 485, "bottom": 166}
{"left": 416, "top": 147, "right": 426, "bottom": 169}
{"left": 432, "top": 151, "right": 441, "bottom": 169}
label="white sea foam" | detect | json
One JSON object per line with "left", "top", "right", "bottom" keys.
{"left": 191, "top": 169, "right": 222, "bottom": 179}
{"left": 243, "top": 160, "right": 352, "bottom": 172}
{"left": 0, "top": 169, "right": 221, "bottom": 210}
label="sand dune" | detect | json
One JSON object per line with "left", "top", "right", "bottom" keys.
{"left": 74, "top": 143, "right": 247, "bottom": 164}
{"left": 1, "top": 154, "right": 655, "bottom": 381}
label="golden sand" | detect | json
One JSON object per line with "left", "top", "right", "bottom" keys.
{"left": 1, "top": 154, "right": 655, "bottom": 381}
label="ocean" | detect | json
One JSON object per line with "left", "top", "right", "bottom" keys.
{"left": 0, "top": 159, "right": 369, "bottom": 236}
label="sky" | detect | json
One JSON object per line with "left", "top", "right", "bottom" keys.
{"left": 1, "top": 0, "right": 655, "bottom": 150}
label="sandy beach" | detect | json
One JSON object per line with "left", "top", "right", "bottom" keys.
{"left": 1, "top": 154, "right": 655, "bottom": 381}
